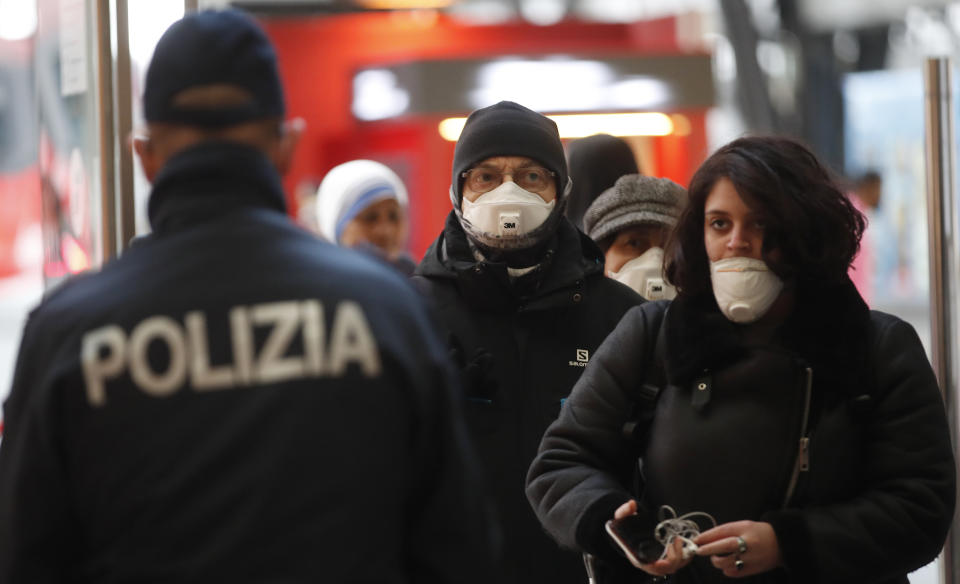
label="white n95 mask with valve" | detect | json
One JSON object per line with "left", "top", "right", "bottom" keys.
{"left": 710, "top": 257, "right": 784, "bottom": 323}
{"left": 460, "top": 181, "right": 555, "bottom": 241}
{"left": 609, "top": 247, "right": 676, "bottom": 300}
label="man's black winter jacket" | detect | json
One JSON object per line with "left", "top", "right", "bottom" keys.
{"left": 0, "top": 143, "right": 496, "bottom": 583}
{"left": 413, "top": 212, "right": 643, "bottom": 584}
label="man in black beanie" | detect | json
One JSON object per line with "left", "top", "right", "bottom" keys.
{"left": 413, "top": 101, "right": 643, "bottom": 583}
{"left": 0, "top": 10, "right": 496, "bottom": 583}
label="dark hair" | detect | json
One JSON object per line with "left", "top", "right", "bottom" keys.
{"left": 664, "top": 135, "right": 865, "bottom": 298}
{"left": 596, "top": 234, "right": 615, "bottom": 253}
{"left": 564, "top": 134, "right": 639, "bottom": 229}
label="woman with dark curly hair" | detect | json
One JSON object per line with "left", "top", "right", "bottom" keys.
{"left": 526, "top": 135, "right": 956, "bottom": 583}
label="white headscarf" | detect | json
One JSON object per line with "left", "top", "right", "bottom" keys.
{"left": 315, "top": 160, "right": 408, "bottom": 244}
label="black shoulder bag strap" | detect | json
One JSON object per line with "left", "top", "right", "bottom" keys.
{"left": 584, "top": 303, "right": 670, "bottom": 584}
{"left": 621, "top": 303, "right": 669, "bottom": 454}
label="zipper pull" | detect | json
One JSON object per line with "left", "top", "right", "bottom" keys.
{"left": 691, "top": 374, "right": 711, "bottom": 411}
{"left": 799, "top": 437, "right": 810, "bottom": 472}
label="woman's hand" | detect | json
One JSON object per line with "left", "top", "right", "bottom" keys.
{"left": 613, "top": 500, "right": 695, "bottom": 577}
{"left": 694, "top": 520, "right": 782, "bottom": 578}
{"left": 613, "top": 499, "right": 639, "bottom": 520}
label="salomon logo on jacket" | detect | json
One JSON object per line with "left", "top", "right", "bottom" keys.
{"left": 569, "top": 349, "right": 589, "bottom": 368}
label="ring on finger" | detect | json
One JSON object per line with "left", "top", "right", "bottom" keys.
{"left": 736, "top": 536, "right": 748, "bottom": 554}
{"left": 735, "top": 559, "right": 745, "bottom": 571}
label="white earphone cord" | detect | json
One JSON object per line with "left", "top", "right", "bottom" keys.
{"left": 654, "top": 505, "right": 717, "bottom": 560}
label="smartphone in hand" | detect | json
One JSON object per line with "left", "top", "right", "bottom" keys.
{"left": 605, "top": 514, "right": 665, "bottom": 568}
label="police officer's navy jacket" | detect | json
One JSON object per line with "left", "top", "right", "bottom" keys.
{"left": 0, "top": 142, "right": 496, "bottom": 583}
{"left": 412, "top": 211, "right": 642, "bottom": 584}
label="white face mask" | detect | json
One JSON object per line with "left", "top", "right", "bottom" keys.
{"left": 460, "top": 181, "right": 555, "bottom": 242}
{"left": 609, "top": 247, "right": 677, "bottom": 300}
{"left": 710, "top": 257, "right": 784, "bottom": 324}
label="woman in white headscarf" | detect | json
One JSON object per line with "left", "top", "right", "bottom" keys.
{"left": 316, "top": 159, "right": 415, "bottom": 275}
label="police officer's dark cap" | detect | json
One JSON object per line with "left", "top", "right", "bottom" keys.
{"left": 144, "top": 9, "right": 285, "bottom": 127}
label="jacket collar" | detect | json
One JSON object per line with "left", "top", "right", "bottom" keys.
{"left": 664, "top": 277, "right": 873, "bottom": 397}
{"left": 416, "top": 210, "right": 604, "bottom": 312}
{"left": 147, "top": 141, "right": 287, "bottom": 234}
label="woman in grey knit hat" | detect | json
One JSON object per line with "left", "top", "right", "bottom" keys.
{"left": 583, "top": 173, "right": 686, "bottom": 299}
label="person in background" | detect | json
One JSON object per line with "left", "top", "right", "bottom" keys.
{"left": 583, "top": 173, "right": 685, "bottom": 300}
{"left": 851, "top": 170, "right": 882, "bottom": 211}
{"left": 316, "top": 159, "right": 416, "bottom": 275}
{"left": 293, "top": 178, "right": 321, "bottom": 232}
{"left": 412, "top": 101, "right": 642, "bottom": 584}
{"left": 527, "top": 136, "right": 955, "bottom": 583}
{"left": 847, "top": 170, "right": 883, "bottom": 304}
{"left": 564, "top": 133, "right": 640, "bottom": 231}
{"left": 0, "top": 10, "right": 496, "bottom": 583}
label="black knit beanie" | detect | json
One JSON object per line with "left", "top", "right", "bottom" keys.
{"left": 450, "top": 101, "right": 569, "bottom": 207}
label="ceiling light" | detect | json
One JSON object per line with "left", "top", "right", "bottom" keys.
{"left": 470, "top": 59, "right": 614, "bottom": 112}
{"left": 439, "top": 112, "right": 675, "bottom": 141}
{"left": 551, "top": 112, "right": 674, "bottom": 138}
{"left": 353, "top": 69, "right": 410, "bottom": 121}
{"left": 357, "top": 0, "right": 454, "bottom": 8}
{"left": 128, "top": 0, "right": 184, "bottom": 69}
{"left": 520, "top": 0, "right": 565, "bottom": 26}
{"left": 0, "top": 0, "right": 37, "bottom": 41}
{"left": 438, "top": 117, "right": 468, "bottom": 141}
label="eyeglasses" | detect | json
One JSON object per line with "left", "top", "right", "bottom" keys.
{"left": 461, "top": 166, "right": 556, "bottom": 194}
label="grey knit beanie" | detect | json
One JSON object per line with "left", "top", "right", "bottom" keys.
{"left": 583, "top": 174, "right": 686, "bottom": 243}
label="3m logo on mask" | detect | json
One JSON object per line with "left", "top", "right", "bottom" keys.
{"left": 460, "top": 182, "right": 555, "bottom": 245}
{"left": 80, "top": 300, "right": 381, "bottom": 407}
{"left": 568, "top": 349, "right": 589, "bottom": 368}
{"left": 609, "top": 247, "right": 677, "bottom": 300}
{"left": 646, "top": 281, "right": 666, "bottom": 297}
{"left": 499, "top": 211, "right": 521, "bottom": 236}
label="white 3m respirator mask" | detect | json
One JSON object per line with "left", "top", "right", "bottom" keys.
{"left": 609, "top": 247, "right": 677, "bottom": 300}
{"left": 460, "top": 181, "right": 555, "bottom": 243}
{"left": 710, "top": 257, "right": 784, "bottom": 323}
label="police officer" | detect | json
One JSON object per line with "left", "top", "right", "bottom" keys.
{"left": 0, "top": 10, "right": 495, "bottom": 583}
{"left": 412, "top": 101, "right": 643, "bottom": 583}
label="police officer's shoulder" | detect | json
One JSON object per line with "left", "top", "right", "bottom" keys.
{"left": 318, "top": 243, "right": 424, "bottom": 306}
{"left": 32, "top": 268, "right": 103, "bottom": 316}
{"left": 35, "top": 233, "right": 157, "bottom": 311}
{"left": 28, "top": 236, "right": 163, "bottom": 324}
{"left": 13, "top": 269, "right": 109, "bottom": 350}
{"left": 310, "top": 245, "right": 444, "bottom": 365}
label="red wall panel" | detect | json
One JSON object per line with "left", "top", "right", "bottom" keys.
{"left": 261, "top": 12, "right": 708, "bottom": 259}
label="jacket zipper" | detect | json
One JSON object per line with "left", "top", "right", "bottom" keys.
{"left": 782, "top": 366, "right": 813, "bottom": 507}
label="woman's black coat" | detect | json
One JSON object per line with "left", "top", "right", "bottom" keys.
{"left": 526, "top": 281, "right": 956, "bottom": 583}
